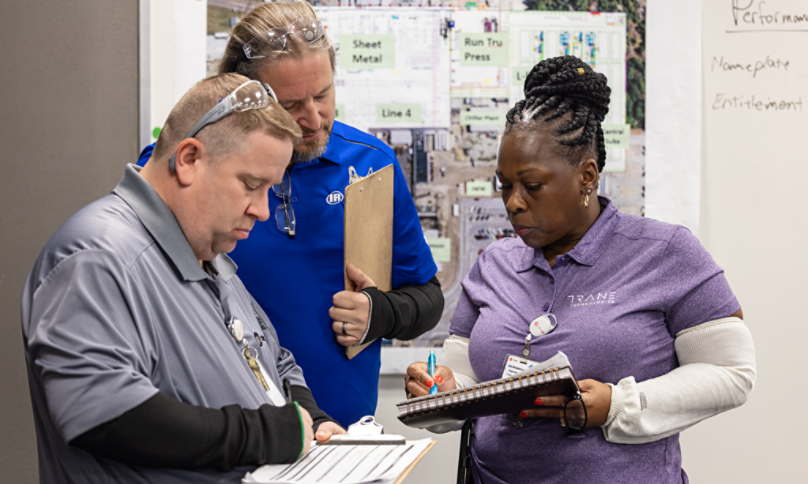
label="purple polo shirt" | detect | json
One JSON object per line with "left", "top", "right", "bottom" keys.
{"left": 450, "top": 197, "right": 739, "bottom": 484}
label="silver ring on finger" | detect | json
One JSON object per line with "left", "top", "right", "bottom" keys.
{"left": 342, "top": 322, "right": 348, "bottom": 335}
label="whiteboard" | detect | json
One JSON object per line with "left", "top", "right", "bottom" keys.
{"left": 316, "top": 7, "right": 452, "bottom": 131}
{"left": 693, "top": 0, "right": 808, "bottom": 482}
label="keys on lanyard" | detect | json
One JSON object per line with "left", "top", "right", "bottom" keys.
{"left": 243, "top": 346, "right": 270, "bottom": 392}
{"left": 227, "top": 317, "right": 257, "bottom": 380}
{"left": 227, "top": 316, "right": 278, "bottom": 399}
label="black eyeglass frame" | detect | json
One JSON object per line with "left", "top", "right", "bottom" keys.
{"left": 273, "top": 172, "right": 295, "bottom": 238}
{"left": 562, "top": 391, "right": 588, "bottom": 433}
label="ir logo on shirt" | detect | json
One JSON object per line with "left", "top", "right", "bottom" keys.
{"left": 326, "top": 191, "right": 344, "bottom": 205}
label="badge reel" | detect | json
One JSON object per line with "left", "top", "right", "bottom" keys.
{"left": 501, "top": 314, "right": 558, "bottom": 379}
{"left": 227, "top": 317, "right": 286, "bottom": 406}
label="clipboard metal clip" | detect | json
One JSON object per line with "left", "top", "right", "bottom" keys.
{"left": 321, "top": 416, "right": 406, "bottom": 445}
{"left": 347, "top": 415, "right": 385, "bottom": 436}
{"left": 348, "top": 166, "right": 375, "bottom": 185}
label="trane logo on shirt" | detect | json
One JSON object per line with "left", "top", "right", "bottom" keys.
{"left": 326, "top": 191, "right": 344, "bottom": 205}
{"left": 567, "top": 292, "right": 616, "bottom": 307}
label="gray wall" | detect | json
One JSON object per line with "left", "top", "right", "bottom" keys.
{"left": 0, "top": 1, "right": 139, "bottom": 481}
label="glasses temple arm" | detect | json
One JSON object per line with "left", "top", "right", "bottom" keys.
{"left": 168, "top": 96, "right": 235, "bottom": 172}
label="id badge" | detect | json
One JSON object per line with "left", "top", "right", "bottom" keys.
{"left": 501, "top": 354, "right": 540, "bottom": 379}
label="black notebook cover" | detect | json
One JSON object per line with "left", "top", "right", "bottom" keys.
{"left": 397, "top": 367, "right": 578, "bottom": 429}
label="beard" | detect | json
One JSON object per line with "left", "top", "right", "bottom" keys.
{"left": 292, "top": 121, "right": 333, "bottom": 163}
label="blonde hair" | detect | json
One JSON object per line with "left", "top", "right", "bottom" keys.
{"left": 152, "top": 73, "right": 302, "bottom": 163}
{"left": 219, "top": 2, "right": 336, "bottom": 79}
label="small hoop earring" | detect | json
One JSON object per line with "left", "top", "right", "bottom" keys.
{"left": 583, "top": 193, "right": 590, "bottom": 208}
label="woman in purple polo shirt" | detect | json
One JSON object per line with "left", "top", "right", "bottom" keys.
{"left": 405, "top": 56, "right": 756, "bottom": 483}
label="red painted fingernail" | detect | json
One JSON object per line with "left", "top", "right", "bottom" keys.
{"left": 426, "top": 380, "right": 433, "bottom": 388}
{"left": 435, "top": 375, "right": 444, "bottom": 384}
{"left": 519, "top": 412, "right": 528, "bottom": 418}
{"left": 535, "top": 398, "right": 544, "bottom": 405}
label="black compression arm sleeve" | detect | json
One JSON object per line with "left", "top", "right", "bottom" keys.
{"left": 290, "top": 384, "right": 339, "bottom": 431}
{"left": 360, "top": 276, "right": 444, "bottom": 343}
{"left": 70, "top": 392, "right": 303, "bottom": 471}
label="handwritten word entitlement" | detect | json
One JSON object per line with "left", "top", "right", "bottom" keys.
{"left": 712, "top": 93, "right": 803, "bottom": 111}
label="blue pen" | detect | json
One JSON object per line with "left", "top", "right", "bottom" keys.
{"left": 428, "top": 350, "right": 438, "bottom": 395}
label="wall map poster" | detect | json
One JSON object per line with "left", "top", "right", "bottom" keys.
{"left": 204, "top": 1, "right": 646, "bottom": 373}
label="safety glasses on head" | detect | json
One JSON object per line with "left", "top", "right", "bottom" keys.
{"left": 168, "top": 80, "right": 278, "bottom": 172}
{"left": 243, "top": 18, "right": 326, "bottom": 60}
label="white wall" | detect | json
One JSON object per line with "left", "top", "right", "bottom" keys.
{"left": 148, "top": 0, "right": 207, "bottom": 144}
{"left": 645, "top": 0, "right": 702, "bottom": 235}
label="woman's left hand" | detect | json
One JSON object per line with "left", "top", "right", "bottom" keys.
{"left": 518, "top": 379, "right": 613, "bottom": 428}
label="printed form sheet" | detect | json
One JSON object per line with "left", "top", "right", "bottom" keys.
{"left": 316, "top": 8, "right": 451, "bottom": 131}
{"left": 243, "top": 439, "right": 433, "bottom": 484}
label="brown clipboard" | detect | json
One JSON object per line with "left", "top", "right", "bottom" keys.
{"left": 343, "top": 164, "right": 394, "bottom": 359}
{"left": 393, "top": 440, "right": 437, "bottom": 484}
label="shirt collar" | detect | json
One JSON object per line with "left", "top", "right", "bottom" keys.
{"left": 562, "top": 196, "right": 619, "bottom": 267}
{"left": 318, "top": 120, "right": 345, "bottom": 165}
{"left": 512, "top": 196, "right": 619, "bottom": 272}
{"left": 208, "top": 253, "right": 238, "bottom": 280}
{"left": 113, "top": 164, "right": 209, "bottom": 282}
{"left": 509, "top": 240, "right": 539, "bottom": 273}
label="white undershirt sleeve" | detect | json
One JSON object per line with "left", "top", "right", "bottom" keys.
{"left": 424, "top": 334, "right": 478, "bottom": 433}
{"left": 441, "top": 334, "right": 479, "bottom": 390}
{"left": 601, "top": 317, "right": 756, "bottom": 444}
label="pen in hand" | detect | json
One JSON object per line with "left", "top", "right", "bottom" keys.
{"left": 428, "top": 350, "right": 438, "bottom": 395}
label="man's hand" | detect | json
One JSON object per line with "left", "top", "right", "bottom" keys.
{"left": 329, "top": 264, "right": 376, "bottom": 347}
{"left": 315, "top": 422, "right": 347, "bottom": 443}
{"left": 517, "top": 379, "right": 613, "bottom": 428}
{"left": 405, "top": 362, "right": 456, "bottom": 397}
{"left": 299, "top": 407, "right": 314, "bottom": 457}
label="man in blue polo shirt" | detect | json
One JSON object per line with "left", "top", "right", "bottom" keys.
{"left": 139, "top": 2, "right": 442, "bottom": 426}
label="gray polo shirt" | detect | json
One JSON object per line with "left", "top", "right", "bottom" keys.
{"left": 22, "top": 164, "right": 308, "bottom": 484}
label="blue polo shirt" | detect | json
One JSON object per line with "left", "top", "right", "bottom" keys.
{"left": 138, "top": 121, "right": 436, "bottom": 426}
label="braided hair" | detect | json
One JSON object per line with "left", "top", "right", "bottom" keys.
{"left": 505, "top": 56, "right": 611, "bottom": 172}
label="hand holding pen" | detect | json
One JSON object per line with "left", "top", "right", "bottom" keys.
{"left": 403, "top": 355, "right": 456, "bottom": 398}
{"left": 428, "top": 350, "right": 438, "bottom": 395}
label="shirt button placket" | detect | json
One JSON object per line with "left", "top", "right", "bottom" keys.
{"left": 547, "top": 271, "right": 559, "bottom": 313}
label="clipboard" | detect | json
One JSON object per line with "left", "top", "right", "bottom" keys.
{"left": 343, "top": 164, "right": 394, "bottom": 359}
{"left": 241, "top": 439, "right": 435, "bottom": 483}
{"left": 394, "top": 440, "right": 437, "bottom": 484}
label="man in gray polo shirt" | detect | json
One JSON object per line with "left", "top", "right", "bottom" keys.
{"left": 22, "top": 73, "right": 344, "bottom": 483}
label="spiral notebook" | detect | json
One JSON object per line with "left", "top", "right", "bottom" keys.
{"left": 397, "top": 363, "right": 579, "bottom": 429}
